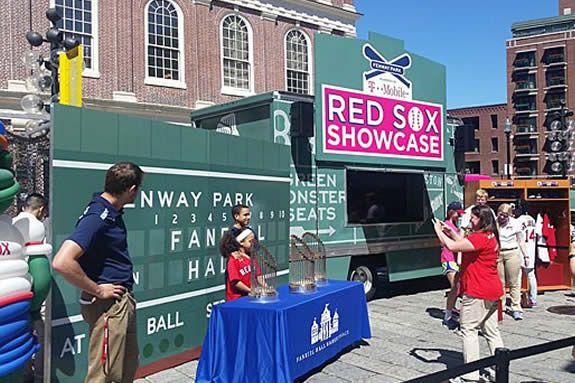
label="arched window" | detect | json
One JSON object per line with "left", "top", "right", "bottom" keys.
{"left": 221, "top": 15, "right": 253, "bottom": 93}
{"left": 285, "top": 30, "right": 310, "bottom": 94}
{"left": 145, "top": 0, "right": 184, "bottom": 86}
{"left": 54, "top": 0, "right": 99, "bottom": 76}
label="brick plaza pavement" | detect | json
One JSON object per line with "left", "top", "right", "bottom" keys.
{"left": 136, "top": 278, "right": 575, "bottom": 383}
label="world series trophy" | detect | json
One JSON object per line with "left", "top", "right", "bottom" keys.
{"left": 289, "top": 235, "right": 316, "bottom": 293}
{"left": 302, "top": 232, "right": 328, "bottom": 285}
{"left": 249, "top": 243, "right": 279, "bottom": 302}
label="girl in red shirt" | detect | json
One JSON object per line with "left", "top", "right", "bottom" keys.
{"left": 220, "top": 228, "right": 256, "bottom": 301}
{"left": 434, "top": 205, "right": 504, "bottom": 383}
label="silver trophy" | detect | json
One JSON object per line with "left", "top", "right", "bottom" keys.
{"left": 249, "top": 243, "right": 278, "bottom": 302}
{"left": 289, "top": 235, "right": 316, "bottom": 293}
{"left": 302, "top": 232, "right": 328, "bottom": 285}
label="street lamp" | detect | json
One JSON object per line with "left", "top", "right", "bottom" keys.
{"left": 25, "top": 8, "right": 79, "bottom": 99}
{"left": 504, "top": 118, "right": 512, "bottom": 180}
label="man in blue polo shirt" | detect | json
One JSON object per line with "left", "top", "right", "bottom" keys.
{"left": 53, "top": 162, "right": 143, "bottom": 383}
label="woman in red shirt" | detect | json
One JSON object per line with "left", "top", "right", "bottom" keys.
{"left": 219, "top": 228, "right": 256, "bottom": 301}
{"left": 434, "top": 205, "right": 504, "bottom": 383}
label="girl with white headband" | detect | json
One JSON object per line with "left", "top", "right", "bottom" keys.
{"left": 219, "top": 228, "right": 256, "bottom": 301}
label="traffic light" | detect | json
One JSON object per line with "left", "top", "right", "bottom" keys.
{"left": 543, "top": 103, "right": 574, "bottom": 176}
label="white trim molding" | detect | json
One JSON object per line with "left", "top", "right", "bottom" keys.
{"left": 50, "top": 0, "right": 100, "bottom": 77}
{"left": 6, "top": 80, "right": 27, "bottom": 92}
{"left": 192, "top": 0, "right": 212, "bottom": 6}
{"left": 217, "top": 0, "right": 357, "bottom": 37}
{"left": 220, "top": 13, "right": 255, "bottom": 95}
{"left": 195, "top": 100, "right": 216, "bottom": 109}
{"left": 53, "top": 160, "right": 292, "bottom": 183}
{"left": 144, "top": 77, "right": 188, "bottom": 89}
{"left": 112, "top": 91, "right": 138, "bottom": 102}
{"left": 284, "top": 28, "right": 313, "bottom": 95}
{"left": 260, "top": 11, "right": 278, "bottom": 22}
{"left": 144, "top": 0, "right": 187, "bottom": 89}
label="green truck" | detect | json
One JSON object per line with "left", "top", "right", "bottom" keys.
{"left": 190, "top": 31, "right": 465, "bottom": 300}
{"left": 191, "top": 88, "right": 462, "bottom": 300}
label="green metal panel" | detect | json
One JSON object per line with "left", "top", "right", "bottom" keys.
{"left": 386, "top": 248, "right": 442, "bottom": 282}
{"left": 50, "top": 105, "right": 290, "bottom": 382}
{"left": 314, "top": 32, "right": 447, "bottom": 169}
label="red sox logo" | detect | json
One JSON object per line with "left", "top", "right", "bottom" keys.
{"left": 0, "top": 242, "right": 11, "bottom": 256}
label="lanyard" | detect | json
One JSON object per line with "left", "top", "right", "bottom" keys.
{"left": 101, "top": 315, "right": 110, "bottom": 368}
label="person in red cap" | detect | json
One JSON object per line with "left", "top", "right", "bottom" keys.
{"left": 441, "top": 201, "right": 465, "bottom": 328}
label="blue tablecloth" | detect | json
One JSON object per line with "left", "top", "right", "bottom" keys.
{"left": 196, "top": 280, "right": 371, "bottom": 383}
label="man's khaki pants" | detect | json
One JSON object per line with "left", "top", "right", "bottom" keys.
{"left": 498, "top": 248, "right": 522, "bottom": 312}
{"left": 80, "top": 292, "right": 139, "bottom": 383}
{"left": 460, "top": 296, "right": 504, "bottom": 381}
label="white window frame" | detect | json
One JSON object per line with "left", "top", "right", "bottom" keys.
{"left": 220, "top": 13, "right": 254, "bottom": 97}
{"left": 284, "top": 28, "right": 313, "bottom": 95}
{"left": 51, "top": 0, "right": 100, "bottom": 78}
{"left": 144, "top": 0, "right": 186, "bottom": 89}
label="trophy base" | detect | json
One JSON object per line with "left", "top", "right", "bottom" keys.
{"left": 249, "top": 293, "right": 279, "bottom": 303}
{"left": 289, "top": 283, "right": 317, "bottom": 294}
{"left": 315, "top": 278, "right": 329, "bottom": 287}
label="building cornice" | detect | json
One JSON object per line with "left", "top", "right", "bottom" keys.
{"left": 192, "top": 0, "right": 213, "bottom": 6}
{"left": 216, "top": 0, "right": 358, "bottom": 36}
{"left": 447, "top": 103, "right": 507, "bottom": 114}
{"left": 506, "top": 31, "right": 575, "bottom": 45}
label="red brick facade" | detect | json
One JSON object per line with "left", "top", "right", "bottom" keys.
{"left": 448, "top": 104, "right": 509, "bottom": 177}
{"left": 559, "top": 0, "right": 575, "bottom": 15}
{"left": 0, "top": 0, "right": 358, "bottom": 122}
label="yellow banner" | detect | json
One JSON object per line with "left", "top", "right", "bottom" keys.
{"left": 59, "top": 45, "right": 83, "bottom": 107}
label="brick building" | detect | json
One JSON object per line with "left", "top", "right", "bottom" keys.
{"left": 0, "top": 0, "right": 360, "bottom": 124}
{"left": 506, "top": 0, "right": 575, "bottom": 176}
{"left": 448, "top": 104, "right": 509, "bottom": 177}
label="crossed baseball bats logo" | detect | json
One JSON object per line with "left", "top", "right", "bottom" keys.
{"left": 363, "top": 44, "right": 412, "bottom": 88}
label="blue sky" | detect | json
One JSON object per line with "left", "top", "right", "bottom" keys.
{"left": 354, "top": 0, "right": 556, "bottom": 109}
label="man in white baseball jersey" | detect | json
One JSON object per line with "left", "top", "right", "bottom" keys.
{"left": 516, "top": 205, "right": 538, "bottom": 307}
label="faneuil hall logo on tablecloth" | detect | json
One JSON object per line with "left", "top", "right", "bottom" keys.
{"left": 311, "top": 304, "right": 339, "bottom": 345}
{"left": 296, "top": 303, "right": 349, "bottom": 364}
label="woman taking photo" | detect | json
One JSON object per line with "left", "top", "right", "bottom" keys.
{"left": 219, "top": 228, "right": 256, "bottom": 301}
{"left": 434, "top": 205, "right": 504, "bottom": 383}
{"left": 497, "top": 203, "right": 528, "bottom": 320}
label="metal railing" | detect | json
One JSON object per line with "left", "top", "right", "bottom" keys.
{"left": 404, "top": 336, "right": 575, "bottom": 383}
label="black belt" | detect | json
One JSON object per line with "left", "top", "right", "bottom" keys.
{"left": 501, "top": 247, "right": 518, "bottom": 252}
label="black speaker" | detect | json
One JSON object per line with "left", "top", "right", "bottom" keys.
{"left": 290, "top": 101, "right": 314, "bottom": 137}
{"left": 454, "top": 124, "right": 476, "bottom": 153}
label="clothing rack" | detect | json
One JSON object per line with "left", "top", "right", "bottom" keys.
{"left": 465, "top": 179, "right": 572, "bottom": 291}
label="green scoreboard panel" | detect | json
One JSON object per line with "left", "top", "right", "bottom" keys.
{"left": 49, "top": 105, "right": 290, "bottom": 382}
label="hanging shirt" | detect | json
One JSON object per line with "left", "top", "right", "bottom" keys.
{"left": 542, "top": 213, "right": 558, "bottom": 262}
{"left": 535, "top": 213, "right": 550, "bottom": 263}
{"left": 498, "top": 217, "right": 521, "bottom": 251}
{"left": 516, "top": 213, "right": 536, "bottom": 268}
